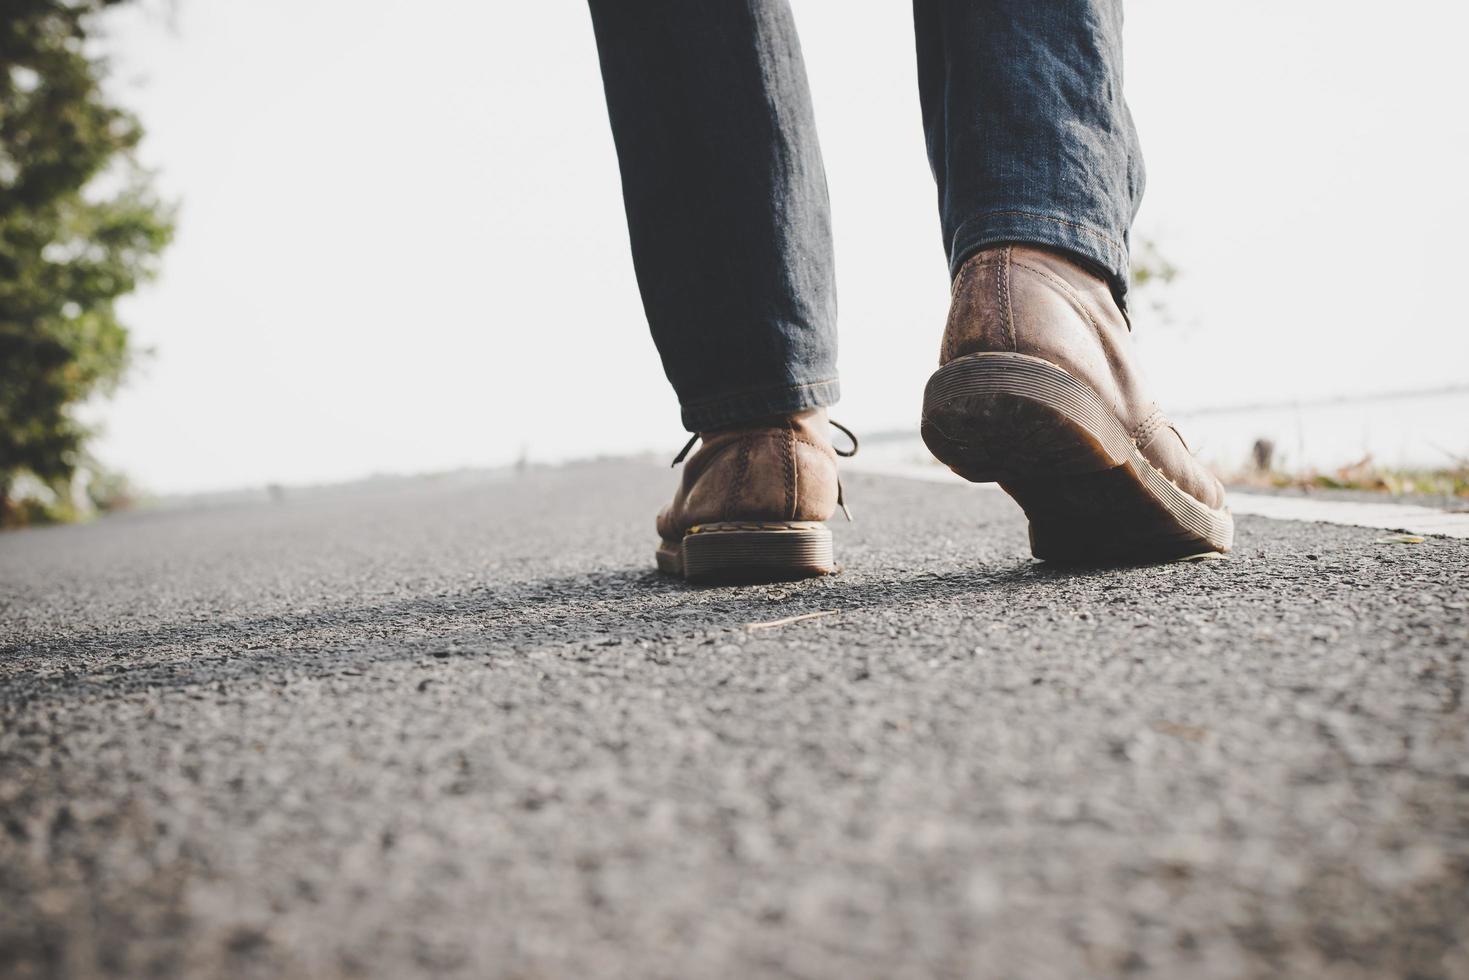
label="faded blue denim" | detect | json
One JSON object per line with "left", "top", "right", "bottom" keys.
{"left": 589, "top": 0, "right": 1143, "bottom": 432}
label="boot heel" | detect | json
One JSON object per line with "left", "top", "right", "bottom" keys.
{"left": 661, "top": 522, "right": 834, "bottom": 583}
{"left": 920, "top": 352, "right": 1129, "bottom": 482}
{"left": 920, "top": 352, "right": 1233, "bottom": 561}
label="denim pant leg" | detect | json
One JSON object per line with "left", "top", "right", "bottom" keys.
{"left": 913, "top": 0, "right": 1145, "bottom": 308}
{"left": 588, "top": 1, "right": 840, "bottom": 432}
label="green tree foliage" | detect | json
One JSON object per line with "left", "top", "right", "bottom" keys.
{"left": 1130, "top": 237, "right": 1180, "bottom": 325}
{"left": 0, "top": 0, "right": 172, "bottom": 525}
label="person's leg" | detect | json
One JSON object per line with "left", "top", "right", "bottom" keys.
{"left": 913, "top": 0, "right": 1143, "bottom": 308}
{"left": 587, "top": 0, "right": 838, "bottom": 432}
{"left": 913, "top": 0, "right": 1233, "bottom": 561}
{"left": 588, "top": 1, "right": 848, "bottom": 582}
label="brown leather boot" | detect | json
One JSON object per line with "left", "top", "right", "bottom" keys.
{"left": 921, "top": 245, "right": 1233, "bottom": 561}
{"left": 656, "top": 409, "right": 850, "bottom": 583}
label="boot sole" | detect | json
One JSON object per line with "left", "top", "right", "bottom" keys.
{"left": 656, "top": 522, "right": 835, "bottom": 584}
{"left": 921, "top": 352, "right": 1234, "bottom": 562}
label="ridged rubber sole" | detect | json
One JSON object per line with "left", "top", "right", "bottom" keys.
{"left": 921, "top": 352, "right": 1234, "bottom": 562}
{"left": 656, "top": 521, "right": 835, "bottom": 584}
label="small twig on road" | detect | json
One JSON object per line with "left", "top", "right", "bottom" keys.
{"left": 745, "top": 610, "right": 839, "bottom": 631}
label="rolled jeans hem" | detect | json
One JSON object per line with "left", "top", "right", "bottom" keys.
{"left": 948, "top": 210, "right": 1131, "bottom": 305}
{"left": 680, "top": 378, "right": 840, "bottom": 432}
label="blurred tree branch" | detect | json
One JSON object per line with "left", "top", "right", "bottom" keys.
{"left": 1, "top": 0, "right": 174, "bottom": 526}
{"left": 1130, "top": 236, "right": 1179, "bottom": 325}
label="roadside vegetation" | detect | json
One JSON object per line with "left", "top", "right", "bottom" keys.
{"left": 1, "top": 0, "right": 172, "bottom": 528}
{"left": 1229, "top": 442, "right": 1469, "bottom": 501}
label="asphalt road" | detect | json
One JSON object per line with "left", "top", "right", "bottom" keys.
{"left": 2, "top": 461, "right": 1467, "bottom": 979}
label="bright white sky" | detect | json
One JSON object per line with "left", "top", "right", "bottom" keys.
{"left": 96, "top": 1, "right": 1468, "bottom": 493}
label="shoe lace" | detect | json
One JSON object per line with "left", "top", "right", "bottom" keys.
{"left": 669, "top": 419, "right": 860, "bottom": 521}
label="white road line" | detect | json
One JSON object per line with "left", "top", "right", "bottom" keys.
{"left": 1225, "top": 494, "right": 1469, "bottom": 539}
{"left": 846, "top": 453, "right": 1469, "bottom": 540}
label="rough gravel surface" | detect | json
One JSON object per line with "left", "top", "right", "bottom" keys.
{"left": 2, "top": 461, "right": 1467, "bottom": 980}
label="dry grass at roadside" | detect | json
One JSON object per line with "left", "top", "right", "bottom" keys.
{"left": 1228, "top": 454, "right": 1469, "bottom": 500}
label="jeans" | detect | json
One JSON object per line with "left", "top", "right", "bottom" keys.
{"left": 588, "top": 0, "right": 1143, "bottom": 432}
